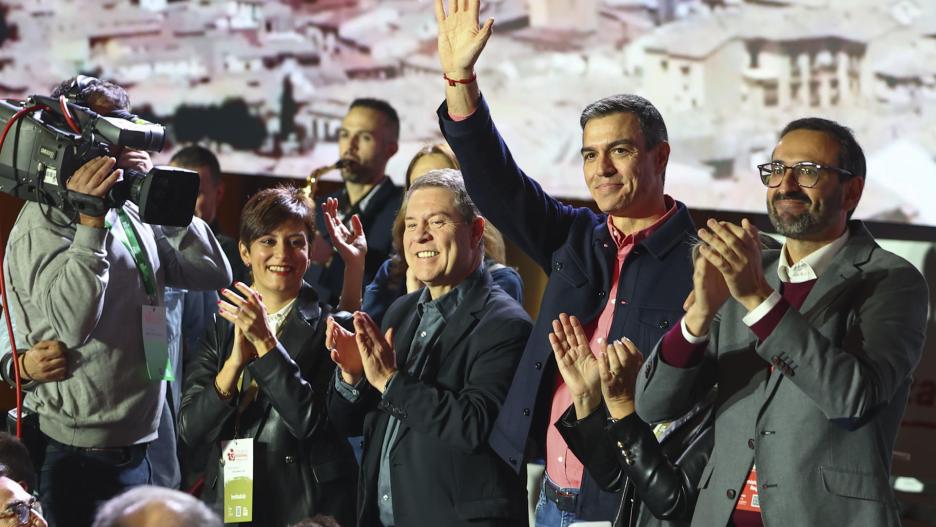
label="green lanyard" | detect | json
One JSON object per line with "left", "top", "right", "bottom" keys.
{"left": 107, "top": 208, "right": 158, "bottom": 303}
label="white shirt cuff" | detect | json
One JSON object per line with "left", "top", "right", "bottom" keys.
{"left": 680, "top": 316, "right": 709, "bottom": 344}
{"left": 742, "top": 290, "right": 783, "bottom": 327}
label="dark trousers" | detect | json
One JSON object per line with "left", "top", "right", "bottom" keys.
{"left": 39, "top": 436, "right": 151, "bottom": 527}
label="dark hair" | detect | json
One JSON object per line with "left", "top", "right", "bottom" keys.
{"left": 239, "top": 186, "right": 316, "bottom": 248}
{"left": 349, "top": 98, "right": 400, "bottom": 142}
{"left": 579, "top": 94, "right": 668, "bottom": 149}
{"left": 779, "top": 117, "right": 866, "bottom": 180}
{"left": 779, "top": 117, "right": 866, "bottom": 219}
{"left": 404, "top": 143, "right": 458, "bottom": 189}
{"left": 92, "top": 486, "right": 221, "bottom": 527}
{"left": 0, "top": 432, "right": 35, "bottom": 491}
{"left": 170, "top": 145, "right": 222, "bottom": 184}
{"left": 51, "top": 76, "right": 130, "bottom": 114}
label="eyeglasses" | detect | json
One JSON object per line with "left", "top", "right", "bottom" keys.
{"left": 403, "top": 218, "right": 465, "bottom": 234}
{"left": 756, "top": 161, "right": 854, "bottom": 188}
{"left": 0, "top": 498, "right": 42, "bottom": 526}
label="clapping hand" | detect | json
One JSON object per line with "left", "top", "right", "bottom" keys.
{"left": 327, "top": 315, "right": 364, "bottom": 384}
{"left": 218, "top": 282, "right": 277, "bottom": 357}
{"left": 596, "top": 337, "right": 644, "bottom": 420}
{"left": 323, "top": 197, "right": 366, "bottom": 268}
{"left": 549, "top": 313, "right": 601, "bottom": 419}
{"left": 352, "top": 312, "right": 397, "bottom": 393}
{"left": 696, "top": 218, "right": 773, "bottom": 312}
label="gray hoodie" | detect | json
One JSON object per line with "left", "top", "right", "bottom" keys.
{"left": 2, "top": 202, "right": 231, "bottom": 447}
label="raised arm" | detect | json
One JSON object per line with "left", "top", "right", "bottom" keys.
{"left": 435, "top": 0, "right": 490, "bottom": 117}
{"left": 6, "top": 158, "right": 122, "bottom": 347}
{"left": 322, "top": 197, "right": 367, "bottom": 312}
{"left": 154, "top": 215, "right": 232, "bottom": 292}
{"left": 434, "top": 0, "right": 585, "bottom": 271}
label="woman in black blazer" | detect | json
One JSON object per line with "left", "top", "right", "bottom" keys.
{"left": 180, "top": 187, "right": 366, "bottom": 526}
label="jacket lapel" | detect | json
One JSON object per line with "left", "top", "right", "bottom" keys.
{"left": 391, "top": 272, "right": 491, "bottom": 449}
{"left": 759, "top": 223, "right": 875, "bottom": 408}
{"left": 238, "top": 284, "right": 323, "bottom": 439}
{"left": 422, "top": 272, "right": 491, "bottom": 376}
{"left": 759, "top": 250, "right": 785, "bottom": 402}
{"left": 387, "top": 294, "right": 421, "bottom": 372}
{"left": 798, "top": 225, "right": 874, "bottom": 320}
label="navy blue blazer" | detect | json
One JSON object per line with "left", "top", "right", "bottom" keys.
{"left": 438, "top": 97, "right": 696, "bottom": 521}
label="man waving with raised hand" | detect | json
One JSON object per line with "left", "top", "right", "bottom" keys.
{"left": 434, "top": 1, "right": 705, "bottom": 525}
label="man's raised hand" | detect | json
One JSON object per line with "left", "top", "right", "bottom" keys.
{"left": 434, "top": 0, "right": 493, "bottom": 78}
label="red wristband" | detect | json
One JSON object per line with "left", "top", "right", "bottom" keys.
{"left": 443, "top": 72, "right": 477, "bottom": 87}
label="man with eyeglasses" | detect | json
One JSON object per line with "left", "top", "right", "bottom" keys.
{"left": 328, "top": 169, "right": 532, "bottom": 526}
{"left": 635, "top": 117, "right": 928, "bottom": 526}
{"left": 0, "top": 468, "right": 46, "bottom": 527}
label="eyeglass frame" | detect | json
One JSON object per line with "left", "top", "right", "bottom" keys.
{"left": 0, "top": 497, "right": 42, "bottom": 526}
{"left": 756, "top": 161, "right": 856, "bottom": 188}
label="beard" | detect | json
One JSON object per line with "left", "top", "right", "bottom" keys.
{"left": 340, "top": 162, "right": 377, "bottom": 184}
{"left": 767, "top": 187, "right": 842, "bottom": 238}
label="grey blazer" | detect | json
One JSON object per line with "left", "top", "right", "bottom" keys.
{"left": 635, "top": 221, "right": 928, "bottom": 527}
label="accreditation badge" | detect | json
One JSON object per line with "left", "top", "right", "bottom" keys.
{"left": 141, "top": 305, "right": 173, "bottom": 381}
{"left": 221, "top": 438, "right": 254, "bottom": 523}
{"left": 736, "top": 465, "right": 761, "bottom": 511}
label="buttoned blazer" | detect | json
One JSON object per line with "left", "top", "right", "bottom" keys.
{"left": 636, "top": 221, "right": 929, "bottom": 527}
{"left": 179, "top": 283, "right": 357, "bottom": 527}
{"left": 327, "top": 270, "right": 533, "bottom": 527}
{"left": 438, "top": 97, "right": 697, "bottom": 520}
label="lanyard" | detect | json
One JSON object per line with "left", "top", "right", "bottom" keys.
{"left": 107, "top": 208, "right": 158, "bottom": 303}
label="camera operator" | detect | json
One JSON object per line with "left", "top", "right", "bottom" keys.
{"left": 0, "top": 77, "right": 232, "bottom": 527}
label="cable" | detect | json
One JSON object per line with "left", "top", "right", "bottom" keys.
{"left": 59, "top": 95, "right": 81, "bottom": 133}
{"left": 0, "top": 226, "right": 22, "bottom": 439}
{"left": 0, "top": 103, "right": 46, "bottom": 438}
{"left": 0, "top": 104, "right": 45, "bottom": 157}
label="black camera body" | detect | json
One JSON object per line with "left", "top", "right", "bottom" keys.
{"left": 0, "top": 94, "right": 199, "bottom": 227}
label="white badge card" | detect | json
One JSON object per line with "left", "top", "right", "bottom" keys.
{"left": 141, "top": 305, "right": 173, "bottom": 381}
{"left": 222, "top": 438, "right": 254, "bottom": 523}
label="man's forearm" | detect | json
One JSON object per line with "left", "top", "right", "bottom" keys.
{"left": 444, "top": 69, "right": 481, "bottom": 117}
{"left": 157, "top": 217, "right": 233, "bottom": 290}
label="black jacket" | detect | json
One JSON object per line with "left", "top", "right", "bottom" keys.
{"left": 328, "top": 271, "right": 532, "bottom": 527}
{"left": 439, "top": 96, "right": 697, "bottom": 521}
{"left": 556, "top": 394, "right": 715, "bottom": 527}
{"left": 179, "top": 283, "right": 357, "bottom": 527}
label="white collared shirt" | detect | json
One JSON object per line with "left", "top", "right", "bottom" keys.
{"left": 266, "top": 298, "right": 297, "bottom": 336}
{"left": 742, "top": 230, "right": 850, "bottom": 325}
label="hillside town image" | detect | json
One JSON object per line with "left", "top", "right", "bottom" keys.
{"left": 0, "top": 0, "right": 933, "bottom": 224}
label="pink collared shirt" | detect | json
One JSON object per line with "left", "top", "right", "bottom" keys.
{"left": 545, "top": 197, "right": 677, "bottom": 489}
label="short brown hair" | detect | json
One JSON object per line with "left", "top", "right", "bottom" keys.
{"left": 239, "top": 186, "right": 316, "bottom": 247}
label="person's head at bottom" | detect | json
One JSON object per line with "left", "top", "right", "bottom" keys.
{"left": 92, "top": 486, "right": 220, "bottom": 527}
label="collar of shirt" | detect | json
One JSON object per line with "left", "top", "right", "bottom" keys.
{"left": 606, "top": 194, "right": 678, "bottom": 252}
{"left": 415, "top": 264, "right": 483, "bottom": 320}
{"left": 265, "top": 298, "right": 297, "bottom": 336}
{"left": 777, "top": 229, "right": 850, "bottom": 283}
{"left": 338, "top": 176, "right": 390, "bottom": 220}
